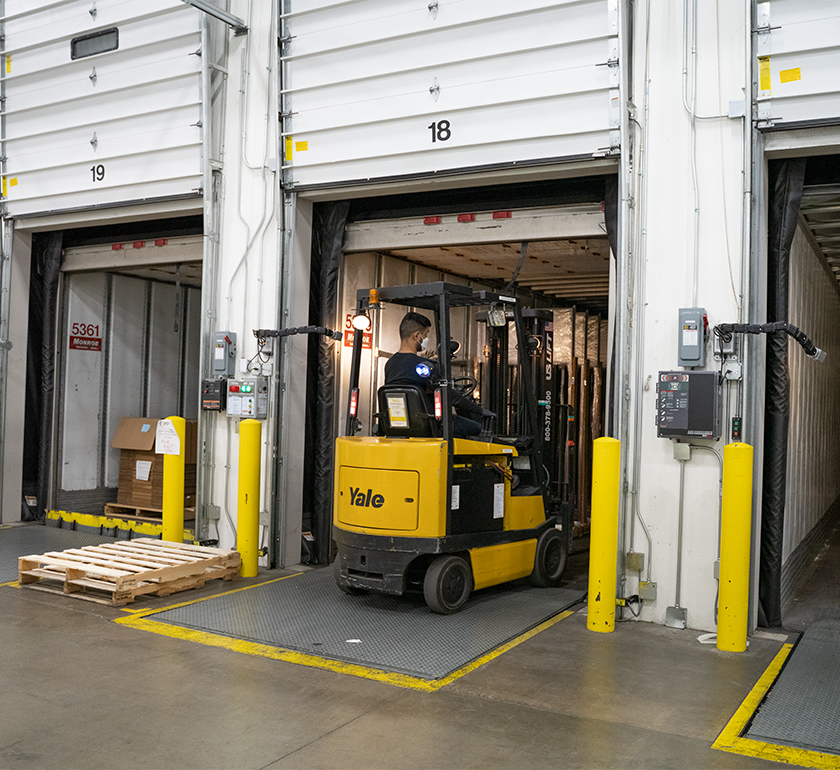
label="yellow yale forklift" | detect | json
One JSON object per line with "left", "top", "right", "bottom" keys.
{"left": 333, "top": 282, "right": 572, "bottom": 613}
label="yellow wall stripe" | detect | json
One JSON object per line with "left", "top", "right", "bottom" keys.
{"left": 713, "top": 643, "right": 840, "bottom": 768}
{"left": 114, "top": 575, "right": 576, "bottom": 691}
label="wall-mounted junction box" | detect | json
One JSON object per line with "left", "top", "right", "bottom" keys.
{"left": 678, "top": 307, "right": 706, "bottom": 368}
{"left": 226, "top": 377, "right": 269, "bottom": 419}
{"left": 213, "top": 331, "right": 237, "bottom": 377}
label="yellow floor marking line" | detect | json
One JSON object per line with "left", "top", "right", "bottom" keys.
{"left": 713, "top": 643, "right": 840, "bottom": 768}
{"left": 114, "top": 578, "right": 575, "bottom": 692}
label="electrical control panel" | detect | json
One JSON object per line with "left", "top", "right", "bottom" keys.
{"left": 678, "top": 307, "right": 706, "bottom": 368}
{"left": 656, "top": 371, "right": 720, "bottom": 440}
{"left": 226, "top": 377, "right": 269, "bottom": 419}
{"left": 201, "top": 378, "right": 227, "bottom": 411}
{"left": 213, "top": 331, "right": 237, "bottom": 376}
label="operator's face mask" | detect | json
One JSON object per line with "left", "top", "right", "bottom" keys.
{"left": 418, "top": 332, "right": 429, "bottom": 352}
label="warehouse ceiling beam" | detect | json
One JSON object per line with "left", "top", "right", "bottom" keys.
{"left": 181, "top": 0, "right": 248, "bottom": 35}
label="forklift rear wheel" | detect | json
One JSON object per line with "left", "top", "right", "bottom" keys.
{"left": 527, "top": 528, "right": 567, "bottom": 587}
{"left": 424, "top": 555, "right": 473, "bottom": 614}
{"left": 333, "top": 556, "right": 368, "bottom": 595}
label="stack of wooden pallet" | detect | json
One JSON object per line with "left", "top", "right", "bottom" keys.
{"left": 18, "top": 538, "right": 240, "bottom": 606}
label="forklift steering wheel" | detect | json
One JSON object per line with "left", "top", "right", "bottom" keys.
{"left": 451, "top": 376, "right": 477, "bottom": 396}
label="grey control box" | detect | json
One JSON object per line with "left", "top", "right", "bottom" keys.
{"left": 656, "top": 371, "right": 720, "bottom": 440}
{"left": 226, "top": 377, "right": 269, "bottom": 419}
{"left": 213, "top": 331, "right": 237, "bottom": 376}
{"left": 678, "top": 307, "right": 706, "bottom": 368}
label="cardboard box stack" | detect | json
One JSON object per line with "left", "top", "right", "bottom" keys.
{"left": 112, "top": 418, "right": 198, "bottom": 510}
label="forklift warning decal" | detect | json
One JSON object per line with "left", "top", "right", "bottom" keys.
{"left": 69, "top": 335, "right": 102, "bottom": 351}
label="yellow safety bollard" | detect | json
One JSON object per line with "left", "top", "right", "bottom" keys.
{"left": 237, "top": 419, "right": 262, "bottom": 577}
{"left": 161, "top": 416, "right": 186, "bottom": 543}
{"left": 718, "top": 442, "right": 754, "bottom": 652}
{"left": 588, "top": 437, "right": 621, "bottom": 633}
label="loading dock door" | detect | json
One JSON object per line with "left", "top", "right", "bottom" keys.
{"left": 756, "top": 0, "right": 840, "bottom": 127}
{"left": 49, "top": 236, "right": 201, "bottom": 516}
{"left": 282, "top": 0, "right": 620, "bottom": 187}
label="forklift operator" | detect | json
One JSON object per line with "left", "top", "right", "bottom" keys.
{"left": 384, "top": 312, "right": 494, "bottom": 438}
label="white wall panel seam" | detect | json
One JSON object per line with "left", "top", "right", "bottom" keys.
{"left": 281, "top": 40, "right": 608, "bottom": 95}
{"left": 283, "top": 89, "right": 613, "bottom": 140}
{"left": 2, "top": 6, "right": 189, "bottom": 57}
{"left": 2, "top": 39, "right": 201, "bottom": 91}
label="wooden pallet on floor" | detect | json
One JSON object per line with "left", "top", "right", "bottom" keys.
{"left": 18, "top": 538, "right": 240, "bottom": 606}
{"left": 104, "top": 502, "right": 196, "bottom": 523}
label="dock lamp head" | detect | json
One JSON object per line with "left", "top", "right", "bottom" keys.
{"left": 351, "top": 311, "right": 372, "bottom": 331}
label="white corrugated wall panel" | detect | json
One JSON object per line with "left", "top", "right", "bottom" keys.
{"left": 756, "top": 0, "right": 840, "bottom": 126}
{"left": 2, "top": 0, "right": 202, "bottom": 216}
{"left": 283, "top": 0, "right": 618, "bottom": 187}
{"left": 61, "top": 273, "right": 108, "bottom": 490}
{"left": 784, "top": 225, "right": 840, "bottom": 562}
{"left": 104, "top": 276, "right": 148, "bottom": 488}
{"left": 183, "top": 287, "right": 202, "bottom": 418}
{"left": 146, "top": 283, "right": 182, "bottom": 419}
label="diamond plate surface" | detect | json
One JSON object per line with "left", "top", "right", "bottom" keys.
{"left": 153, "top": 566, "right": 585, "bottom": 680}
{"left": 0, "top": 524, "right": 117, "bottom": 582}
{"left": 747, "top": 619, "right": 840, "bottom": 754}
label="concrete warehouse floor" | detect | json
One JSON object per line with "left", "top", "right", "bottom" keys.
{"left": 1, "top": 536, "right": 792, "bottom": 770}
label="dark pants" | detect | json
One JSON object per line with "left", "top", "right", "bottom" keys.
{"left": 454, "top": 415, "right": 481, "bottom": 438}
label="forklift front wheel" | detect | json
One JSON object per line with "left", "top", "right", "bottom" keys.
{"left": 423, "top": 555, "right": 473, "bottom": 614}
{"left": 527, "top": 528, "right": 567, "bottom": 587}
{"left": 333, "top": 556, "right": 368, "bottom": 595}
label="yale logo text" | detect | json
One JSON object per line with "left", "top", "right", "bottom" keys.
{"left": 349, "top": 487, "right": 385, "bottom": 508}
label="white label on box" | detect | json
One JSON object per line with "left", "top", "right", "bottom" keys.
{"left": 451, "top": 485, "right": 460, "bottom": 510}
{"left": 228, "top": 395, "right": 242, "bottom": 415}
{"left": 493, "top": 483, "right": 505, "bottom": 519}
{"left": 215, "top": 345, "right": 224, "bottom": 360}
{"left": 135, "top": 460, "right": 152, "bottom": 481}
{"left": 682, "top": 328, "right": 698, "bottom": 347}
{"left": 155, "top": 419, "right": 180, "bottom": 455}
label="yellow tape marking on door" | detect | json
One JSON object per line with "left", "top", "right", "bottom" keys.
{"left": 759, "top": 57, "right": 771, "bottom": 92}
{"left": 285, "top": 137, "right": 293, "bottom": 161}
{"left": 5, "top": 56, "right": 10, "bottom": 74}
{"left": 10, "top": 178, "right": 17, "bottom": 187}
{"left": 1, "top": 178, "right": 6, "bottom": 198}
{"left": 295, "top": 140, "right": 308, "bottom": 152}
{"left": 780, "top": 67, "right": 801, "bottom": 84}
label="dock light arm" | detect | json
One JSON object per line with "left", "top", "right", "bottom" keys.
{"left": 715, "top": 322, "right": 826, "bottom": 363}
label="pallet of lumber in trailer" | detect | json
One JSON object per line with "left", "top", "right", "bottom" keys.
{"left": 17, "top": 538, "right": 240, "bottom": 606}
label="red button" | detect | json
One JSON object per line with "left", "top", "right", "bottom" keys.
{"left": 230, "top": 385, "right": 240, "bottom": 392}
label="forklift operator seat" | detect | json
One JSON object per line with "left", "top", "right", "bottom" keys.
{"left": 376, "top": 384, "right": 440, "bottom": 438}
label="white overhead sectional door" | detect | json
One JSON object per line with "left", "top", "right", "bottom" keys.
{"left": 1, "top": 0, "right": 203, "bottom": 218}
{"left": 756, "top": 0, "right": 840, "bottom": 127}
{"left": 282, "top": 0, "right": 619, "bottom": 188}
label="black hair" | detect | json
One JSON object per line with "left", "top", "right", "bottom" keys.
{"left": 399, "top": 311, "right": 431, "bottom": 340}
